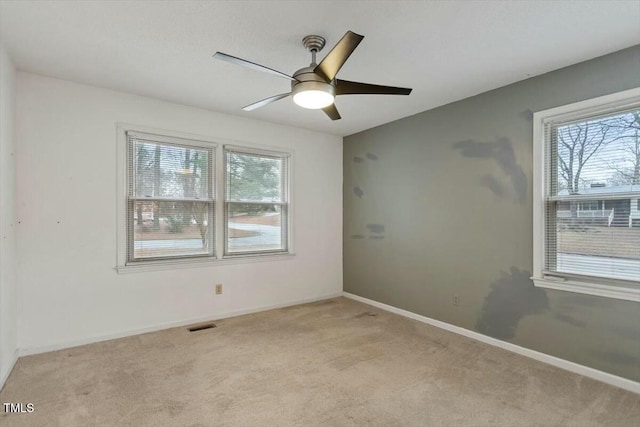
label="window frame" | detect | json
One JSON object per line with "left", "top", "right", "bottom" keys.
{"left": 532, "top": 88, "right": 640, "bottom": 302}
{"left": 116, "top": 124, "right": 294, "bottom": 273}
{"left": 126, "top": 131, "right": 216, "bottom": 263}
{"left": 223, "top": 145, "right": 290, "bottom": 257}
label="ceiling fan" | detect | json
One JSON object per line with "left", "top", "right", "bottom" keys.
{"left": 213, "top": 31, "right": 412, "bottom": 121}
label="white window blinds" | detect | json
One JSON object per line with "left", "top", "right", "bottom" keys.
{"left": 127, "top": 131, "right": 215, "bottom": 261}
{"left": 543, "top": 108, "right": 640, "bottom": 285}
{"left": 224, "top": 147, "right": 289, "bottom": 255}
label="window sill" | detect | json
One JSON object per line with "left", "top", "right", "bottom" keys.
{"left": 115, "top": 252, "right": 295, "bottom": 274}
{"left": 532, "top": 277, "right": 639, "bottom": 302}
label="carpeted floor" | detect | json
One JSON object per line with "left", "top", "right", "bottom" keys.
{"left": 1, "top": 297, "right": 638, "bottom": 426}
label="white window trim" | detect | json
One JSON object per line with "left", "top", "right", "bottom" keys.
{"left": 115, "top": 123, "right": 294, "bottom": 273}
{"left": 532, "top": 88, "right": 640, "bottom": 302}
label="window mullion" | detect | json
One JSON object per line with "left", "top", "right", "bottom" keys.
{"left": 215, "top": 145, "right": 226, "bottom": 259}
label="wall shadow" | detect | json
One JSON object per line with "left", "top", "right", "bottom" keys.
{"left": 476, "top": 267, "right": 549, "bottom": 340}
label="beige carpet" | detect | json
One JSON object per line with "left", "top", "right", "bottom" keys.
{"left": 1, "top": 297, "right": 638, "bottom": 426}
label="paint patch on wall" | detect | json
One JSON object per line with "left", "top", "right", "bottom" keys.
{"left": 366, "top": 224, "right": 385, "bottom": 234}
{"left": 554, "top": 313, "right": 586, "bottom": 328}
{"left": 353, "top": 186, "right": 364, "bottom": 198}
{"left": 480, "top": 174, "right": 507, "bottom": 198}
{"left": 351, "top": 234, "right": 365, "bottom": 239}
{"left": 368, "top": 236, "right": 385, "bottom": 239}
{"left": 366, "top": 153, "right": 378, "bottom": 160}
{"left": 353, "top": 156, "right": 364, "bottom": 163}
{"left": 520, "top": 109, "right": 534, "bottom": 122}
{"left": 453, "top": 138, "right": 527, "bottom": 203}
{"left": 476, "top": 267, "right": 549, "bottom": 340}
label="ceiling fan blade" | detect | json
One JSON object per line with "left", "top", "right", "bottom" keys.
{"left": 322, "top": 104, "right": 341, "bottom": 121}
{"left": 213, "top": 52, "right": 297, "bottom": 82}
{"left": 336, "top": 79, "right": 412, "bottom": 96}
{"left": 242, "top": 92, "right": 291, "bottom": 111}
{"left": 314, "top": 31, "right": 364, "bottom": 82}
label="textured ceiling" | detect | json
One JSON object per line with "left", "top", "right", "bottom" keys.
{"left": 1, "top": 1, "right": 639, "bottom": 136}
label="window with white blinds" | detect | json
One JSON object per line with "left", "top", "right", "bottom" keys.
{"left": 224, "top": 147, "right": 289, "bottom": 256}
{"left": 126, "top": 131, "right": 215, "bottom": 262}
{"left": 116, "top": 124, "right": 293, "bottom": 270}
{"left": 533, "top": 89, "right": 640, "bottom": 301}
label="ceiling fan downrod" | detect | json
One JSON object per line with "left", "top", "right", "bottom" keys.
{"left": 302, "top": 35, "right": 325, "bottom": 66}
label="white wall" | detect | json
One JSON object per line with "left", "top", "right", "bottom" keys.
{"left": 0, "top": 45, "right": 18, "bottom": 387}
{"left": 16, "top": 72, "right": 343, "bottom": 352}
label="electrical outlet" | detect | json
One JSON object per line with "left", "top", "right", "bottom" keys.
{"left": 215, "top": 284, "right": 223, "bottom": 295}
{"left": 453, "top": 295, "right": 460, "bottom": 306}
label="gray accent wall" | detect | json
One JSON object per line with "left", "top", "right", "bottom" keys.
{"left": 344, "top": 46, "right": 640, "bottom": 381}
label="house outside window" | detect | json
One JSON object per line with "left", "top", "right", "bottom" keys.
{"left": 578, "top": 200, "right": 600, "bottom": 211}
{"left": 116, "top": 124, "right": 293, "bottom": 272}
{"left": 532, "top": 89, "right": 640, "bottom": 301}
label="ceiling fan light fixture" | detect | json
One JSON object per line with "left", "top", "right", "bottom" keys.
{"left": 213, "top": 30, "right": 412, "bottom": 120}
{"left": 293, "top": 90, "right": 334, "bottom": 109}
{"left": 292, "top": 81, "right": 335, "bottom": 109}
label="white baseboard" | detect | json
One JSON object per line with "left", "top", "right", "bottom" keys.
{"left": 0, "top": 348, "right": 19, "bottom": 391}
{"left": 19, "top": 292, "right": 343, "bottom": 357}
{"left": 343, "top": 292, "right": 640, "bottom": 394}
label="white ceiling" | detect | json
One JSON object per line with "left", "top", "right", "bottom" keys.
{"left": 1, "top": 1, "right": 639, "bottom": 137}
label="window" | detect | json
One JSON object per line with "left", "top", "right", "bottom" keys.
{"left": 533, "top": 89, "right": 640, "bottom": 301}
{"left": 116, "top": 125, "right": 292, "bottom": 271}
{"left": 127, "top": 131, "right": 215, "bottom": 262}
{"left": 224, "top": 147, "right": 289, "bottom": 256}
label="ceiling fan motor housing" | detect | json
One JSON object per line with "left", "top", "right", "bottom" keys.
{"left": 294, "top": 34, "right": 332, "bottom": 96}
{"left": 291, "top": 66, "right": 336, "bottom": 109}
{"left": 291, "top": 66, "right": 335, "bottom": 95}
